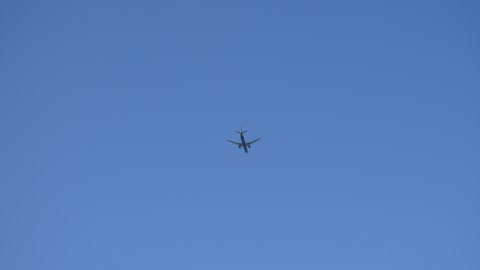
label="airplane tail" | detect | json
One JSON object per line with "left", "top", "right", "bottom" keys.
{"left": 234, "top": 125, "right": 248, "bottom": 135}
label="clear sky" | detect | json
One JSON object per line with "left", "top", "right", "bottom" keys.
{"left": 1, "top": 1, "right": 479, "bottom": 269}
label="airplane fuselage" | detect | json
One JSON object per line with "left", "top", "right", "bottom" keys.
{"left": 240, "top": 133, "right": 248, "bottom": 153}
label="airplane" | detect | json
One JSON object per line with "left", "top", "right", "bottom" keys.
{"left": 227, "top": 126, "right": 261, "bottom": 153}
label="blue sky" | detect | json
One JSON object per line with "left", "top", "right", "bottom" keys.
{"left": 1, "top": 1, "right": 479, "bottom": 269}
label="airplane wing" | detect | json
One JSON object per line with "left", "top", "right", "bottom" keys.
{"left": 226, "top": 140, "right": 241, "bottom": 146}
{"left": 247, "top": 138, "right": 261, "bottom": 146}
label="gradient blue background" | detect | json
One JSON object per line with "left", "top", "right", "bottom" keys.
{"left": 2, "top": 1, "right": 479, "bottom": 269}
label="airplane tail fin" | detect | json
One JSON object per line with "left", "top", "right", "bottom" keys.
{"left": 235, "top": 125, "right": 247, "bottom": 135}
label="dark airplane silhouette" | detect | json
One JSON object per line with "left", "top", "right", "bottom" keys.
{"left": 227, "top": 126, "right": 261, "bottom": 153}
